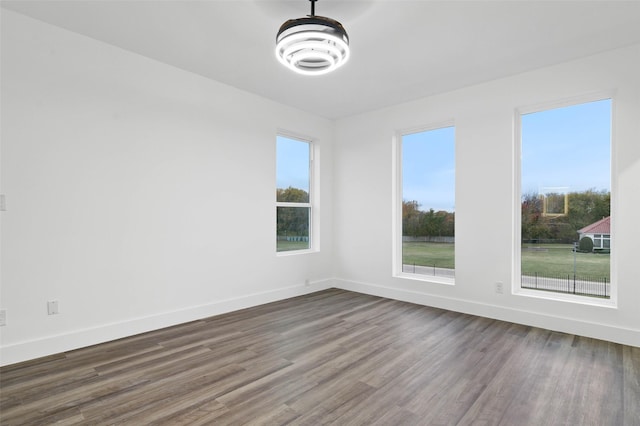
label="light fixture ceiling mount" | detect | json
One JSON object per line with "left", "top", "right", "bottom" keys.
{"left": 275, "top": 0, "right": 350, "bottom": 76}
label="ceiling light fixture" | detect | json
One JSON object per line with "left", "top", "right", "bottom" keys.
{"left": 275, "top": 0, "right": 350, "bottom": 76}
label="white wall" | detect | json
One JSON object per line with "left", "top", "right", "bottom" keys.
{"left": 0, "top": 10, "right": 334, "bottom": 365}
{"left": 333, "top": 44, "right": 640, "bottom": 347}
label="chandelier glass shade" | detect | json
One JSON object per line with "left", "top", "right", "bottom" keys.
{"left": 275, "top": 2, "right": 350, "bottom": 76}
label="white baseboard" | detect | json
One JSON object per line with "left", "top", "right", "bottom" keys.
{"left": 0, "top": 279, "right": 333, "bottom": 367}
{"left": 4, "top": 277, "right": 636, "bottom": 366}
{"left": 333, "top": 278, "right": 640, "bottom": 348}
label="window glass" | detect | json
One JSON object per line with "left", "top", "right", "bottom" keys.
{"left": 520, "top": 99, "right": 611, "bottom": 298}
{"left": 276, "top": 137, "right": 309, "bottom": 202}
{"left": 276, "top": 136, "right": 312, "bottom": 252}
{"left": 401, "top": 126, "right": 455, "bottom": 279}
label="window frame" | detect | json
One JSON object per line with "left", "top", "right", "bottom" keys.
{"left": 276, "top": 132, "right": 318, "bottom": 256}
{"left": 393, "top": 120, "right": 456, "bottom": 284}
{"left": 594, "top": 234, "right": 603, "bottom": 248}
{"left": 513, "top": 92, "right": 617, "bottom": 306}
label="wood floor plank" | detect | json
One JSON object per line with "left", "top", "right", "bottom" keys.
{"left": 623, "top": 345, "right": 640, "bottom": 426}
{"left": 490, "top": 331, "right": 575, "bottom": 426}
{"left": 456, "top": 327, "right": 560, "bottom": 425}
{"left": 160, "top": 399, "right": 230, "bottom": 426}
{"left": 1, "top": 288, "right": 638, "bottom": 425}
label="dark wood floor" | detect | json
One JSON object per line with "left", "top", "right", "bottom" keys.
{"left": 1, "top": 289, "right": 639, "bottom": 425}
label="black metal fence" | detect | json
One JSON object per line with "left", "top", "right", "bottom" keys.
{"left": 521, "top": 273, "right": 609, "bottom": 298}
{"left": 401, "top": 264, "right": 455, "bottom": 278}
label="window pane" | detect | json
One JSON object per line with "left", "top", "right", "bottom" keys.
{"left": 276, "top": 136, "right": 309, "bottom": 202}
{"left": 277, "top": 206, "right": 310, "bottom": 252}
{"left": 276, "top": 135, "right": 312, "bottom": 253}
{"left": 520, "top": 99, "right": 611, "bottom": 298}
{"left": 401, "top": 126, "right": 455, "bottom": 278}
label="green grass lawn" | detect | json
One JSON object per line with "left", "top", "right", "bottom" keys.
{"left": 402, "top": 242, "right": 609, "bottom": 280}
{"left": 520, "top": 243, "right": 609, "bottom": 279}
{"left": 277, "top": 240, "right": 310, "bottom": 252}
{"left": 403, "top": 242, "right": 455, "bottom": 269}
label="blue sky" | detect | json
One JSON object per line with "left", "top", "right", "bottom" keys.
{"left": 402, "top": 98, "right": 611, "bottom": 213}
{"left": 521, "top": 98, "right": 611, "bottom": 196}
{"left": 277, "top": 98, "right": 611, "bottom": 209}
{"left": 276, "top": 136, "right": 310, "bottom": 193}
{"left": 402, "top": 126, "right": 456, "bottom": 212}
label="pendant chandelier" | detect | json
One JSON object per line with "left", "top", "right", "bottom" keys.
{"left": 275, "top": 0, "right": 350, "bottom": 76}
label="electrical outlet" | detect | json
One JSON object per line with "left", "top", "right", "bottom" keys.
{"left": 47, "top": 300, "right": 59, "bottom": 315}
{"left": 0, "top": 310, "right": 6, "bottom": 326}
{"left": 495, "top": 282, "right": 504, "bottom": 294}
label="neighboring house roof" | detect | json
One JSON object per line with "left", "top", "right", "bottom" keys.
{"left": 578, "top": 216, "right": 610, "bottom": 235}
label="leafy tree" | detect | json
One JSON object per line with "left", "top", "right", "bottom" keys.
{"left": 442, "top": 211, "right": 455, "bottom": 236}
{"left": 521, "top": 189, "right": 610, "bottom": 243}
{"left": 565, "top": 189, "right": 610, "bottom": 235}
{"left": 420, "top": 209, "right": 448, "bottom": 237}
{"left": 277, "top": 187, "right": 309, "bottom": 237}
{"left": 277, "top": 187, "right": 309, "bottom": 203}
{"left": 402, "top": 201, "right": 454, "bottom": 238}
{"left": 403, "top": 200, "right": 422, "bottom": 237}
{"left": 521, "top": 192, "right": 550, "bottom": 241}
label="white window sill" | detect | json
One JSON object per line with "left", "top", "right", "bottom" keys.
{"left": 513, "top": 286, "right": 617, "bottom": 308}
{"left": 394, "top": 272, "right": 455, "bottom": 286}
{"left": 277, "top": 249, "right": 317, "bottom": 257}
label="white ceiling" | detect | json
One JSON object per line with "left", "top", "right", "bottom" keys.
{"left": 3, "top": 1, "right": 640, "bottom": 120}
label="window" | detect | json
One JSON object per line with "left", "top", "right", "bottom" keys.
{"left": 276, "top": 135, "right": 312, "bottom": 252}
{"left": 518, "top": 98, "right": 612, "bottom": 299}
{"left": 397, "top": 125, "right": 455, "bottom": 280}
{"left": 594, "top": 234, "right": 603, "bottom": 248}
{"left": 592, "top": 234, "right": 611, "bottom": 250}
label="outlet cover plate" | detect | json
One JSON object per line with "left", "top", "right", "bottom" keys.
{"left": 47, "top": 300, "right": 59, "bottom": 315}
